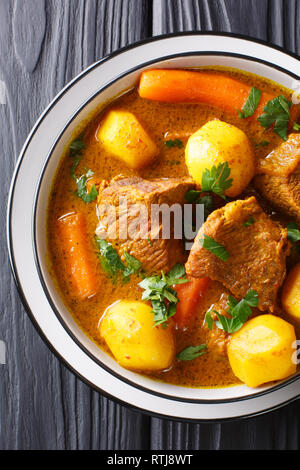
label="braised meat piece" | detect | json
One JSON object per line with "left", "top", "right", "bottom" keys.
{"left": 186, "top": 196, "right": 289, "bottom": 312}
{"left": 255, "top": 133, "right": 300, "bottom": 223}
{"left": 204, "top": 293, "right": 231, "bottom": 358}
{"left": 96, "top": 175, "right": 194, "bottom": 273}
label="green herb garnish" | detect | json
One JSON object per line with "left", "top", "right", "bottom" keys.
{"left": 165, "top": 138, "right": 184, "bottom": 149}
{"left": 138, "top": 264, "right": 189, "bottom": 327}
{"left": 243, "top": 216, "right": 255, "bottom": 227}
{"left": 293, "top": 122, "right": 300, "bottom": 131}
{"left": 177, "top": 344, "right": 207, "bottom": 361}
{"left": 287, "top": 222, "right": 300, "bottom": 243}
{"left": 76, "top": 170, "right": 98, "bottom": 204}
{"left": 205, "top": 290, "right": 258, "bottom": 333}
{"left": 238, "top": 87, "right": 262, "bottom": 118}
{"left": 185, "top": 190, "right": 214, "bottom": 220}
{"left": 96, "top": 239, "right": 125, "bottom": 276}
{"left": 96, "top": 239, "right": 141, "bottom": 279}
{"left": 258, "top": 95, "right": 292, "bottom": 141}
{"left": 199, "top": 235, "right": 229, "bottom": 261}
{"left": 123, "top": 251, "right": 142, "bottom": 277}
{"left": 69, "top": 135, "right": 86, "bottom": 177}
{"left": 255, "top": 140, "right": 270, "bottom": 148}
{"left": 201, "top": 162, "right": 233, "bottom": 200}
{"left": 204, "top": 311, "right": 214, "bottom": 330}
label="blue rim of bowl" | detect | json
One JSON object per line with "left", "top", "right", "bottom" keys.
{"left": 7, "top": 32, "right": 300, "bottom": 422}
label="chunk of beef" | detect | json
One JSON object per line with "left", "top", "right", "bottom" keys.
{"left": 186, "top": 196, "right": 289, "bottom": 312}
{"left": 96, "top": 175, "right": 194, "bottom": 273}
{"left": 255, "top": 133, "right": 300, "bottom": 223}
{"left": 204, "top": 293, "right": 230, "bottom": 358}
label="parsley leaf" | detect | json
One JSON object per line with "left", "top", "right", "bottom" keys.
{"left": 177, "top": 345, "right": 207, "bottom": 361}
{"left": 96, "top": 239, "right": 141, "bottom": 279}
{"left": 204, "top": 311, "right": 213, "bottom": 330}
{"left": 123, "top": 251, "right": 142, "bottom": 277}
{"left": 287, "top": 222, "right": 300, "bottom": 243}
{"left": 96, "top": 239, "right": 125, "bottom": 276}
{"left": 138, "top": 264, "right": 189, "bottom": 327}
{"left": 165, "top": 139, "right": 184, "bottom": 149}
{"left": 201, "top": 162, "right": 233, "bottom": 200}
{"left": 293, "top": 122, "right": 300, "bottom": 131}
{"left": 238, "top": 87, "right": 262, "bottom": 118}
{"left": 69, "top": 135, "right": 86, "bottom": 177}
{"left": 199, "top": 235, "right": 229, "bottom": 261}
{"left": 258, "top": 95, "right": 292, "bottom": 141}
{"left": 255, "top": 140, "right": 270, "bottom": 148}
{"left": 70, "top": 135, "right": 86, "bottom": 156}
{"left": 185, "top": 190, "right": 214, "bottom": 220}
{"left": 206, "top": 290, "right": 258, "bottom": 334}
{"left": 185, "top": 190, "right": 201, "bottom": 203}
{"left": 76, "top": 172, "right": 98, "bottom": 204}
{"left": 243, "top": 216, "right": 255, "bottom": 227}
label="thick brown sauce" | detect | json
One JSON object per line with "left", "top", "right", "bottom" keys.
{"left": 47, "top": 68, "right": 296, "bottom": 388}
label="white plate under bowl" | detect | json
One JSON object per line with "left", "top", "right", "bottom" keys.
{"left": 7, "top": 33, "right": 300, "bottom": 421}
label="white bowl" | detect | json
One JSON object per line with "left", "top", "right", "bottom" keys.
{"left": 7, "top": 33, "right": 300, "bottom": 421}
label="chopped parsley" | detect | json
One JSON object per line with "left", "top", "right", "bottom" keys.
{"left": 199, "top": 235, "right": 229, "bottom": 261}
{"left": 238, "top": 87, "right": 262, "bottom": 118}
{"left": 287, "top": 222, "right": 300, "bottom": 243}
{"left": 255, "top": 140, "right": 270, "bottom": 148}
{"left": 76, "top": 170, "right": 98, "bottom": 204}
{"left": 165, "top": 138, "right": 184, "bottom": 149}
{"left": 201, "top": 162, "right": 233, "bottom": 200}
{"left": 243, "top": 216, "right": 255, "bottom": 227}
{"left": 177, "top": 344, "right": 207, "bottom": 361}
{"left": 205, "top": 290, "right": 258, "bottom": 333}
{"left": 138, "top": 264, "right": 189, "bottom": 327}
{"left": 69, "top": 135, "right": 86, "bottom": 177}
{"left": 258, "top": 95, "right": 292, "bottom": 141}
{"left": 293, "top": 122, "right": 300, "bottom": 131}
{"left": 185, "top": 190, "right": 214, "bottom": 220}
{"left": 96, "top": 239, "right": 141, "bottom": 280}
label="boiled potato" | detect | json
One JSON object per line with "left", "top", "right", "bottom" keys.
{"left": 227, "top": 315, "right": 296, "bottom": 388}
{"left": 97, "top": 110, "right": 159, "bottom": 169}
{"left": 185, "top": 120, "right": 255, "bottom": 197}
{"left": 99, "top": 300, "right": 175, "bottom": 371}
{"left": 282, "top": 263, "right": 300, "bottom": 323}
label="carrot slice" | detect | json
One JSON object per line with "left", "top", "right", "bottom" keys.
{"left": 139, "top": 69, "right": 291, "bottom": 120}
{"left": 173, "top": 277, "right": 210, "bottom": 329}
{"left": 56, "top": 213, "right": 98, "bottom": 300}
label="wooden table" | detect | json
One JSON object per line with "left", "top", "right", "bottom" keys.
{"left": 1, "top": 0, "right": 300, "bottom": 450}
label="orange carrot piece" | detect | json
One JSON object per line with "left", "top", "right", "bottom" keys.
{"left": 139, "top": 69, "right": 286, "bottom": 120}
{"left": 173, "top": 277, "right": 210, "bottom": 329}
{"left": 57, "top": 213, "right": 98, "bottom": 300}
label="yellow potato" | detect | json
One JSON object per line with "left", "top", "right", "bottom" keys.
{"left": 282, "top": 263, "right": 300, "bottom": 323}
{"left": 227, "top": 315, "right": 296, "bottom": 388}
{"left": 185, "top": 120, "right": 255, "bottom": 197}
{"left": 97, "top": 110, "right": 159, "bottom": 169}
{"left": 99, "top": 300, "right": 175, "bottom": 371}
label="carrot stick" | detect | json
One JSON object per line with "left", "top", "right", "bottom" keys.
{"left": 173, "top": 277, "right": 210, "bottom": 329}
{"left": 139, "top": 69, "right": 297, "bottom": 120}
{"left": 56, "top": 213, "right": 98, "bottom": 300}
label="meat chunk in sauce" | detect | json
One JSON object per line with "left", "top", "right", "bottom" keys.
{"left": 255, "top": 133, "right": 300, "bottom": 223}
{"left": 204, "top": 293, "right": 230, "bottom": 358}
{"left": 186, "top": 196, "right": 289, "bottom": 312}
{"left": 96, "top": 175, "right": 195, "bottom": 273}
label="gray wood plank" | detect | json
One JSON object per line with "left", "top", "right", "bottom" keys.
{"left": 0, "top": 0, "right": 151, "bottom": 450}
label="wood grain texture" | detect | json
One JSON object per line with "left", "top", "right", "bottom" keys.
{"left": 1, "top": 0, "right": 300, "bottom": 450}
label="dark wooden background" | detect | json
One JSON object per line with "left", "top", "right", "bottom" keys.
{"left": 1, "top": 0, "right": 300, "bottom": 450}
